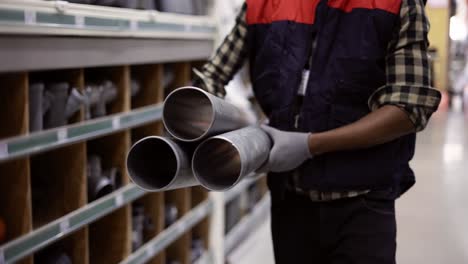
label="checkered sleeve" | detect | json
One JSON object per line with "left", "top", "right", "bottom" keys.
{"left": 368, "top": 0, "right": 441, "bottom": 132}
{"left": 193, "top": 3, "right": 248, "bottom": 98}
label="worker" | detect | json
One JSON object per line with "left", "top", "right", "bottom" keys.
{"left": 194, "top": 0, "right": 441, "bottom": 263}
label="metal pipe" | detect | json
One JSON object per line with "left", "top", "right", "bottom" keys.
{"left": 192, "top": 126, "right": 271, "bottom": 191}
{"left": 163, "top": 87, "right": 250, "bottom": 142}
{"left": 127, "top": 136, "right": 198, "bottom": 191}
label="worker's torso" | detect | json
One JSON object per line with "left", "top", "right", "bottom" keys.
{"left": 246, "top": 0, "right": 416, "bottom": 194}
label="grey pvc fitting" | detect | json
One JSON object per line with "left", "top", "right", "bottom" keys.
{"left": 91, "top": 81, "right": 118, "bottom": 118}
{"left": 65, "top": 88, "right": 86, "bottom": 119}
{"left": 87, "top": 155, "right": 115, "bottom": 201}
{"left": 158, "top": 0, "right": 195, "bottom": 15}
{"left": 43, "top": 82, "right": 69, "bottom": 129}
{"left": 29, "top": 83, "right": 45, "bottom": 132}
{"left": 131, "top": 79, "right": 141, "bottom": 98}
{"left": 164, "top": 204, "right": 179, "bottom": 228}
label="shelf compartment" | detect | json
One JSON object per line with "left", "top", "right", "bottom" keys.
{"left": 85, "top": 66, "right": 130, "bottom": 117}
{"left": 131, "top": 64, "right": 164, "bottom": 142}
{"left": 29, "top": 69, "right": 86, "bottom": 128}
{"left": 130, "top": 63, "right": 165, "bottom": 263}
{"left": 86, "top": 64, "right": 132, "bottom": 263}
{"left": 30, "top": 143, "right": 88, "bottom": 263}
{"left": 87, "top": 116, "right": 132, "bottom": 263}
{"left": 191, "top": 187, "right": 210, "bottom": 263}
{"left": 121, "top": 198, "right": 214, "bottom": 264}
{"left": 0, "top": 184, "right": 145, "bottom": 264}
{"left": 133, "top": 193, "right": 165, "bottom": 264}
{"left": 224, "top": 194, "right": 270, "bottom": 255}
{"left": 165, "top": 188, "right": 192, "bottom": 264}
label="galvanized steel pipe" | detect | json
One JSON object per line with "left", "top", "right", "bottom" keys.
{"left": 192, "top": 126, "right": 271, "bottom": 191}
{"left": 127, "top": 136, "right": 198, "bottom": 191}
{"left": 163, "top": 87, "right": 250, "bottom": 142}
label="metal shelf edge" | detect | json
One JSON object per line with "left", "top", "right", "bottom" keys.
{"left": 224, "top": 194, "right": 271, "bottom": 255}
{"left": 120, "top": 198, "right": 214, "bottom": 264}
{"left": 0, "top": 104, "right": 163, "bottom": 162}
{"left": 0, "top": 1, "right": 217, "bottom": 39}
{"left": 0, "top": 184, "right": 147, "bottom": 264}
{"left": 224, "top": 174, "right": 265, "bottom": 204}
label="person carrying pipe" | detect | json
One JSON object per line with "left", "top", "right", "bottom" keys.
{"left": 194, "top": 0, "right": 441, "bottom": 263}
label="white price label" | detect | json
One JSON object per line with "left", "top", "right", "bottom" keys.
{"left": 112, "top": 117, "right": 121, "bottom": 130}
{"left": 75, "top": 15, "right": 85, "bottom": 28}
{"left": 130, "top": 20, "right": 138, "bottom": 31}
{"left": 0, "top": 250, "right": 5, "bottom": 264}
{"left": 0, "top": 143, "right": 7, "bottom": 158}
{"left": 24, "top": 10, "right": 36, "bottom": 25}
{"left": 57, "top": 129, "right": 68, "bottom": 143}
{"left": 60, "top": 219, "right": 70, "bottom": 233}
{"left": 146, "top": 245, "right": 156, "bottom": 257}
{"left": 115, "top": 194, "right": 124, "bottom": 206}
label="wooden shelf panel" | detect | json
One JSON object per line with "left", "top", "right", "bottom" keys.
{"left": 121, "top": 198, "right": 214, "bottom": 264}
{"left": 0, "top": 72, "right": 32, "bottom": 264}
{"left": 166, "top": 188, "right": 192, "bottom": 264}
{"left": 89, "top": 206, "right": 131, "bottom": 264}
{"left": 87, "top": 65, "right": 132, "bottom": 263}
{"left": 130, "top": 63, "right": 165, "bottom": 263}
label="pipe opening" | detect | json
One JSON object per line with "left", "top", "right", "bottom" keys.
{"left": 193, "top": 138, "right": 242, "bottom": 191}
{"left": 127, "top": 138, "right": 178, "bottom": 190}
{"left": 163, "top": 88, "right": 214, "bottom": 141}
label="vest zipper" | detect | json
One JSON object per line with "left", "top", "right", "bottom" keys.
{"left": 294, "top": 114, "right": 300, "bottom": 129}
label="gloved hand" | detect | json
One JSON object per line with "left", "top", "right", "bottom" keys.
{"left": 260, "top": 125, "right": 313, "bottom": 173}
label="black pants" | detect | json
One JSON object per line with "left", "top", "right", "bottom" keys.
{"left": 270, "top": 190, "right": 396, "bottom": 264}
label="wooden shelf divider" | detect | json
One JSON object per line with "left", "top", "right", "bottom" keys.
{"left": 28, "top": 69, "right": 88, "bottom": 264}
{"left": 130, "top": 63, "right": 166, "bottom": 264}
{"left": 165, "top": 62, "right": 193, "bottom": 264}
{"left": 0, "top": 72, "right": 33, "bottom": 264}
{"left": 87, "top": 66, "right": 132, "bottom": 264}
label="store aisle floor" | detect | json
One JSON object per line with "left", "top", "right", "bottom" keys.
{"left": 397, "top": 109, "right": 468, "bottom": 263}
{"left": 237, "top": 109, "right": 468, "bottom": 264}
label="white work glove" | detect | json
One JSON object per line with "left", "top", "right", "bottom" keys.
{"left": 260, "top": 125, "right": 313, "bottom": 173}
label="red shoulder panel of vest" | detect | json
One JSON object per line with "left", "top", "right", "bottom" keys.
{"left": 327, "top": 0, "right": 402, "bottom": 15}
{"left": 246, "top": 0, "right": 402, "bottom": 25}
{"left": 246, "top": 0, "right": 320, "bottom": 25}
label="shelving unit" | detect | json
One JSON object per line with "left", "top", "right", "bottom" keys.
{"left": 0, "top": 1, "right": 271, "bottom": 264}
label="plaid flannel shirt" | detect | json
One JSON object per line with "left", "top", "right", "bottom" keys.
{"left": 194, "top": 0, "right": 441, "bottom": 201}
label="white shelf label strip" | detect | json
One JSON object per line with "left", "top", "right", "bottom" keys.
{"left": 146, "top": 245, "right": 156, "bottom": 258}
{"left": 57, "top": 129, "right": 68, "bottom": 143}
{"left": 59, "top": 219, "right": 70, "bottom": 233}
{"left": 112, "top": 117, "right": 121, "bottom": 130}
{"left": 130, "top": 20, "right": 138, "bottom": 31}
{"left": 75, "top": 15, "right": 85, "bottom": 28}
{"left": 24, "top": 10, "right": 36, "bottom": 25}
{"left": 0, "top": 143, "right": 7, "bottom": 158}
{"left": 115, "top": 194, "right": 124, "bottom": 207}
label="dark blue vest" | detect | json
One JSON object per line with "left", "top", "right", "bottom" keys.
{"left": 247, "top": 0, "right": 416, "bottom": 195}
